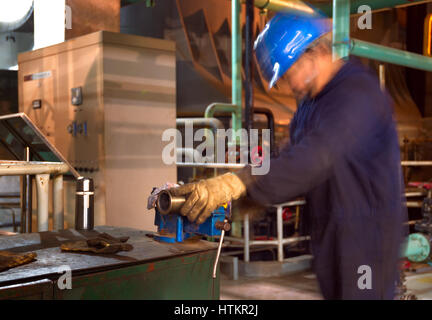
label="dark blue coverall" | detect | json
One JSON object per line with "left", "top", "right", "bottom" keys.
{"left": 238, "top": 58, "right": 408, "bottom": 299}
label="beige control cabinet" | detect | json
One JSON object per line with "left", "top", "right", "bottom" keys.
{"left": 18, "top": 31, "right": 177, "bottom": 231}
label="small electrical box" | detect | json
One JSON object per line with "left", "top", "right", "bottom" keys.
{"left": 71, "top": 87, "right": 83, "bottom": 106}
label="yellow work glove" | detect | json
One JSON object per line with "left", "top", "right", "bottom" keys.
{"left": 170, "top": 173, "right": 247, "bottom": 224}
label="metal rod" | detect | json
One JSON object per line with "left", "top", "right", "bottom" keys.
{"left": 176, "top": 148, "right": 202, "bottom": 163}
{"left": 213, "top": 219, "right": 228, "bottom": 279}
{"left": 232, "top": 0, "right": 242, "bottom": 136}
{"left": 253, "top": 107, "right": 276, "bottom": 156}
{"left": 333, "top": 0, "right": 351, "bottom": 61}
{"left": 0, "top": 162, "right": 69, "bottom": 175}
{"left": 402, "top": 161, "right": 432, "bottom": 166}
{"left": 244, "top": 213, "right": 250, "bottom": 262}
{"left": 35, "top": 174, "right": 50, "bottom": 232}
{"left": 273, "top": 200, "right": 306, "bottom": 207}
{"left": 406, "top": 201, "right": 423, "bottom": 208}
{"left": 351, "top": 38, "right": 432, "bottom": 72}
{"left": 241, "top": 0, "right": 316, "bottom": 15}
{"left": 176, "top": 162, "right": 247, "bottom": 169}
{"left": 277, "top": 205, "right": 283, "bottom": 262}
{"left": 245, "top": 0, "right": 254, "bottom": 135}
{"left": 176, "top": 117, "right": 225, "bottom": 131}
{"left": 21, "top": 147, "right": 32, "bottom": 233}
{"left": 224, "top": 235, "right": 310, "bottom": 245}
{"left": 52, "top": 174, "right": 64, "bottom": 230}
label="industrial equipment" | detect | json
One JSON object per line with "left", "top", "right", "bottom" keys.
{"left": 154, "top": 189, "right": 231, "bottom": 279}
{"left": 154, "top": 189, "right": 231, "bottom": 243}
{"left": 17, "top": 31, "right": 177, "bottom": 230}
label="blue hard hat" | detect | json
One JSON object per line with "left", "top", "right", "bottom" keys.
{"left": 254, "top": 11, "right": 331, "bottom": 88}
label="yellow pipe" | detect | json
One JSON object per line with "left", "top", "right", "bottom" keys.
{"left": 241, "top": 0, "right": 317, "bottom": 15}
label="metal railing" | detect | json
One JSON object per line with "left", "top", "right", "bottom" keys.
{"left": 225, "top": 199, "right": 309, "bottom": 262}
{"left": 0, "top": 161, "right": 69, "bottom": 232}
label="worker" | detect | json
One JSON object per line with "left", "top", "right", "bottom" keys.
{"left": 170, "top": 11, "right": 408, "bottom": 299}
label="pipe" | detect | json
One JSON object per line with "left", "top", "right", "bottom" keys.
{"left": 204, "top": 103, "right": 242, "bottom": 143}
{"left": 316, "top": 0, "right": 432, "bottom": 16}
{"left": 176, "top": 118, "right": 225, "bottom": 131}
{"left": 176, "top": 148, "right": 202, "bottom": 163}
{"left": 402, "top": 161, "right": 432, "bottom": 166}
{"left": 245, "top": 0, "right": 255, "bottom": 135}
{"left": 21, "top": 147, "right": 32, "bottom": 233}
{"left": 253, "top": 107, "right": 276, "bottom": 156}
{"left": 241, "top": 0, "right": 316, "bottom": 15}
{"left": 244, "top": 213, "right": 250, "bottom": 262}
{"left": 176, "top": 162, "right": 247, "bottom": 169}
{"left": 35, "top": 174, "right": 49, "bottom": 232}
{"left": 0, "top": 161, "right": 69, "bottom": 175}
{"left": 351, "top": 39, "right": 432, "bottom": 72}
{"left": 277, "top": 204, "right": 283, "bottom": 262}
{"left": 156, "top": 189, "right": 186, "bottom": 215}
{"left": 52, "top": 174, "right": 64, "bottom": 230}
{"left": 333, "top": 0, "right": 350, "bottom": 60}
{"left": 232, "top": 0, "right": 243, "bottom": 138}
{"left": 177, "top": 118, "right": 225, "bottom": 163}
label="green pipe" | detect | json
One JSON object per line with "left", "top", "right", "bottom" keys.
{"left": 332, "top": 0, "right": 350, "bottom": 61}
{"left": 351, "top": 39, "right": 432, "bottom": 72}
{"left": 232, "top": 0, "right": 243, "bottom": 137}
{"left": 204, "top": 103, "right": 239, "bottom": 119}
{"left": 315, "top": 0, "right": 432, "bottom": 16}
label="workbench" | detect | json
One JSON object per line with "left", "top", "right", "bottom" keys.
{"left": 0, "top": 226, "right": 220, "bottom": 299}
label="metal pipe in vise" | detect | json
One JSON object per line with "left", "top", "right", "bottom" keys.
{"left": 156, "top": 189, "right": 186, "bottom": 215}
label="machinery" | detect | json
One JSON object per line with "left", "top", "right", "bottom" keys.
{"left": 154, "top": 189, "right": 231, "bottom": 243}
{"left": 17, "top": 31, "right": 177, "bottom": 231}
{"left": 154, "top": 189, "right": 232, "bottom": 279}
{"left": 405, "top": 184, "right": 432, "bottom": 263}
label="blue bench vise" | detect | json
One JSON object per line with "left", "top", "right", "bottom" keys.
{"left": 154, "top": 189, "right": 231, "bottom": 243}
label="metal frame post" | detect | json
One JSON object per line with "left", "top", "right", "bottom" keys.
{"left": 277, "top": 204, "right": 284, "bottom": 262}
{"left": 333, "top": 0, "right": 351, "bottom": 61}
{"left": 244, "top": 213, "right": 250, "bottom": 262}
{"left": 52, "top": 174, "right": 64, "bottom": 230}
{"left": 35, "top": 173, "right": 50, "bottom": 232}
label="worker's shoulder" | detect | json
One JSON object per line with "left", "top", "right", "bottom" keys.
{"left": 330, "top": 64, "right": 390, "bottom": 108}
{"left": 320, "top": 63, "right": 394, "bottom": 124}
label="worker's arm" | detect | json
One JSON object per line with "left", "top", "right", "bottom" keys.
{"left": 237, "top": 82, "right": 390, "bottom": 206}
{"left": 171, "top": 79, "right": 390, "bottom": 223}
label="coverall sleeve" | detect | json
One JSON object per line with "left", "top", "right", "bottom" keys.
{"left": 237, "top": 83, "right": 390, "bottom": 206}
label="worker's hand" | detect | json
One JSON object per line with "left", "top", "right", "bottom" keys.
{"left": 170, "top": 173, "right": 247, "bottom": 224}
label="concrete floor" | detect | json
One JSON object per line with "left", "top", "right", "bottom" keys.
{"left": 220, "top": 269, "right": 432, "bottom": 300}
{"left": 220, "top": 271, "right": 323, "bottom": 300}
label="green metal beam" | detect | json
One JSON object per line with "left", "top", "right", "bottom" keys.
{"left": 315, "top": 0, "right": 432, "bottom": 16}
{"left": 351, "top": 39, "right": 432, "bottom": 72}
{"left": 332, "top": 0, "right": 350, "bottom": 60}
